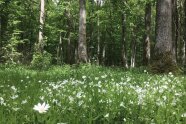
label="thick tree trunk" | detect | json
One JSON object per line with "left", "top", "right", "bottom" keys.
{"left": 152, "top": 0, "right": 178, "bottom": 73}
{"left": 143, "top": 3, "right": 151, "bottom": 66}
{"left": 38, "top": 0, "right": 45, "bottom": 53}
{"left": 78, "top": 0, "right": 88, "bottom": 63}
{"left": 155, "top": 0, "right": 172, "bottom": 56}
{"left": 121, "top": 12, "right": 128, "bottom": 68}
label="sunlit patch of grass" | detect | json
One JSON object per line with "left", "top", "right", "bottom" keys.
{"left": 0, "top": 64, "right": 186, "bottom": 123}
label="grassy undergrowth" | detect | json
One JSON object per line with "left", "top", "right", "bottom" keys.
{"left": 0, "top": 64, "right": 186, "bottom": 124}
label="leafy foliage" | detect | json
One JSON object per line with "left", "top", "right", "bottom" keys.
{"left": 31, "top": 51, "right": 52, "bottom": 70}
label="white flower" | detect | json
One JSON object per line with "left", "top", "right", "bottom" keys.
{"left": 11, "top": 86, "right": 17, "bottom": 92}
{"left": 11, "top": 95, "right": 18, "bottom": 99}
{"left": 95, "top": 77, "right": 99, "bottom": 80}
{"left": 21, "top": 100, "right": 27, "bottom": 104}
{"left": 120, "top": 102, "right": 125, "bottom": 107}
{"left": 82, "top": 76, "right": 86, "bottom": 79}
{"left": 33, "top": 102, "right": 50, "bottom": 113}
{"left": 12, "top": 107, "right": 20, "bottom": 111}
{"left": 104, "top": 113, "right": 109, "bottom": 118}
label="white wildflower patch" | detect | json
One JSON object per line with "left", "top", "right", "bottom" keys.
{"left": 0, "top": 67, "right": 185, "bottom": 123}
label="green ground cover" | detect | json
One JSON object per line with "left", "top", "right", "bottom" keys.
{"left": 0, "top": 64, "right": 186, "bottom": 124}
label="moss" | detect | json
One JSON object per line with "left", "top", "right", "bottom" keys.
{"left": 150, "top": 52, "right": 181, "bottom": 74}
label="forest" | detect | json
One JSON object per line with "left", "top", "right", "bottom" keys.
{"left": 0, "top": 0, "right": 186, "bottom": 123}
{"left": 0, "top": 0, "right": 185, "bottom": 72}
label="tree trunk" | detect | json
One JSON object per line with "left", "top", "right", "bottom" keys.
{"left": 78, "top": 0, "right": 88, "bottom": 63}
{"left": 102, "top": 42, "right": 106, "bottom": 65}
{"left": 57, "top": 32, "right": 63, "bottom": 65}
{"left": 97, "top": 14, "right": 101, "bottom": 65}
{"left": 143, "top": 3, "right": 151, "bottom": 66}
{"left": 0, "top": 14, "right": 2, "bottom": 63}
{"left": 37, "top": 0, "right": 45, "bottom": 53}
{"left": 0, "top": 2, "right": 9, "bottom": 63}
{"left": 184, "top": 0, "right": 186, "bottom": 74}
{"left": 130, "top": 31, "right": 136, "bottom": 68}
{"left": 152, "top": 0, "right": 177, "bottom": 73}
{"left": 172, "top": 0, "right": 178, "bottom": 62}
{"left": 0, "top": 15, "right": 1, "bottom": 48}
{"left": 121, "top": 12, "right": 128, "bottom": 68}
{"left": 65, "top": 9, "right": 73, "bottom": 64}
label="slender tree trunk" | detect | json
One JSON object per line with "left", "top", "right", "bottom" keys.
{"left": 78, "top": 0, "right": 88, "bottom": 63}
{"left": 0, "top": 15, "right": 1, "bottom": 46}
{"left": 0, "top": 15, "right": 2, "bottom": 62}
{"left": 0, "top": 3, "right": 9, "bottom": 63}
{"left": 130, "top": 31, "right": 136, "bottom": 68}
{"left": 101, "top": 29, "right": 106, "bottom": 65}
{"left": 177, "top": 1, "right": 183, "bottom": 65}
{"left": 143, "top": 3, "right": 151, "bottom": 66}
{"left": 184, "top": 0, "right": 186, "bottom": 73}
{"left": 57, "top": 32, "right": 63, "bottom": 65}
{"left": 172, "top": 0, "right": 178, "bottom": 62}
{"left": 95, "top": 0, "right": 101, "bottom": 65}
{"left": 121, "top": 12, "right": 128, "bottom": 68}
{"left": 97, "top": 14, "right": 101, "bottom": 65}
{"left": 102, "top": 42, "right": 106, "bottom": 65}
{"left": 88, "top": 0, "right": 95, "bottom": 63}
{"left": 65, "top": 9, "right": 73, "bottom": 64}
{"left": 152, "top": 0, "right": 177, "bottom": 73}
{"left": 37, "top": 0, "right": 45, "bottom": 53}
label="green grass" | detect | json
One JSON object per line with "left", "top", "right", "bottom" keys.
{"left": 0, "top": 64, "right": 186, "bottom": 124}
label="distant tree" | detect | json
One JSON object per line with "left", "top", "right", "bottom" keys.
{"left": 143, "top": 2, "right": 151, "bottom": 66}
{"left": 37, "top": 0, "right": 45, "bottom": 53}
{"left": 78, "top": 0, "right": 88, "bottom": 63}
{"left": 121, "top": 11, "right": 128, "bottom": 68}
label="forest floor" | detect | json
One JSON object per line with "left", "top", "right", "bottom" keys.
{"left": 0, "top": 64, "right": 186, "bottom": 124}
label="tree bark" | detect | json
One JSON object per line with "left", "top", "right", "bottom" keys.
{"left": 97, "top": 14, "right": 101, "bottom": 65}
{"left": 152, "top": 0, "right": 177, "bottom": 73}
{"left": 155, "top": 0, "right": 172, "bottom": 56}
{"left": 57, "top": 32, "right": 63, "bottom": 65}
{"left": 130, "top": 31, "right": 136, "bottom": 68}
{"left": 172, "top": 0, "right": 178, "bottom": 62}
{"left": 184, "top": 0, "right": 186, "bottom": 74}
{"left": 143, "top": 3, "right": 151, "bottom": 66}
{"left": 121, "top": 12, "right": 128, "bottom": 68}
{"left": 65, "top": 9, "right": 74, "bottom": 64}
{"left": 38, "top": 0, "right": 45, "bottom": 53}
{"left": 78, "top": 0, "right": 88, "bottom": 63}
